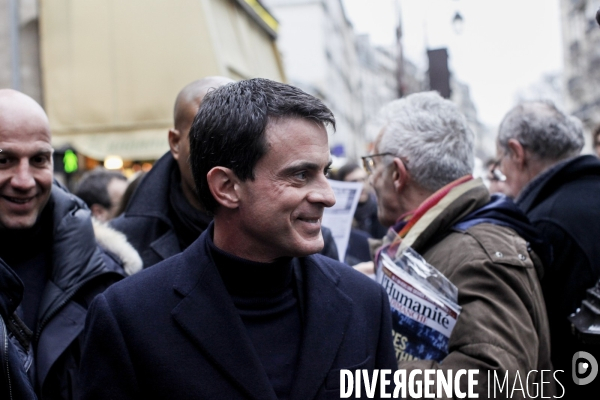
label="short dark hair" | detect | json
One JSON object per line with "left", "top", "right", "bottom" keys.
{"left": 189, "top": 78, "right": 335, "bottom": 213}
{"left": 75, "top": 168, "right": 127, "bottom": 209}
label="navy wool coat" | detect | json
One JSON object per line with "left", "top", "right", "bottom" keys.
{"left": 78, "top": 229, "right": 397, "bottom": 400}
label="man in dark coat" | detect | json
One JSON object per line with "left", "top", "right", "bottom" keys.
{"left": 111, "top": 77, "right": 339, "bottom": 268}
{"left": 79, "top": 78, "right": 397, "bottom": 399}
{"left": 497, "top": 100, "right": 600, "bottom": 396}
{"left": 0, "top": 89, "right": 127, "bottom": 399}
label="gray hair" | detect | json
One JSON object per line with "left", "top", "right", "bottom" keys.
{"left": 377, "top": 91, "right": 474, "bottom": 192}
{"left": 497, "top": 100, "right": 584, "bottom": 161}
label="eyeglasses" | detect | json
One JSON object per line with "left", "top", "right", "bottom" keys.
{"left": 489, "top": 159, "right": 506, "bottom": 182}
{"left": 361, "top": 153, "right": 394, "bottom": 175}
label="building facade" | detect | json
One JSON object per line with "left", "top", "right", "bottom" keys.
{"left": 1, "top": 0, "right": 285, "bottom": 164}
{"left": 560, "top": 0, "right": 600, "bottom": 144}
{"left": 262, "top": 0, "right": 368, "bottom": 158}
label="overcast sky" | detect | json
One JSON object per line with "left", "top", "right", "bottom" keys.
{"left": 342, "top": 0, "right": 564, "bottom": 128}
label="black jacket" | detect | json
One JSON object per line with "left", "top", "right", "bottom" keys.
{"left": 78, "top": 227, "right": 396, "bottom": 399}
{"left": 111, "top": 152, "right": 339, "bottom": 268}
{"left": 30, "top": 185, "right": 123, "bottom": 399}
{"left": 110, "top": 153, "right": 185, "bottom": 268}
{"left": 0, "top": 258, "right": 37, "bottom": 400}
{"left": 516, "top": 155, "right": 600, "bottom": 382}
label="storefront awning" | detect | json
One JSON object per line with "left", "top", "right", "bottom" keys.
{"left": 52, "top": 129, "right": 170, "bottom": 161}
{"left": 40, "top": 0, "right": 285, "bottom": 161}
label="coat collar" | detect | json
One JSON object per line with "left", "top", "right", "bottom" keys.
{"left": 171, "top": 227, "right": 353, "bottom": 400}
{"left": 288, "top": 256, "right": 353, "bottom": 400}
{"left": 516, "top": 155, "right": 600, "bottom": 213}
{"left": 39, "top": 185, "right": 121, "bottom": 322}
{"left": 123, "top": 152, "right": 175, "bottom": 223}
{"left": 402, "top": 178, "right": 490, "bottom": 253}
{"left": 0, "top": 257, "right": 22, "bottom": 319}
{"left": 149, "top": 229, "right": 181, "bottom": 261}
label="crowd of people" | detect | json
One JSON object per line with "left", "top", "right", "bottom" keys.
{"left": 1, "top": 73, "right": 599, "bottom": 399}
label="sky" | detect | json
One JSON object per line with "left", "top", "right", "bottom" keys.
{"left": 342, "top": 0, "right": 564, "bottom": 128}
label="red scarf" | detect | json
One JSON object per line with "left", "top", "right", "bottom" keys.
{"left": 395, "top": 175, "right": 473, "bottom": 239}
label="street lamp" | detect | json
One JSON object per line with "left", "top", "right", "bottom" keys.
{"left": 452, "top": 11, "right": 464, "bottom": 35}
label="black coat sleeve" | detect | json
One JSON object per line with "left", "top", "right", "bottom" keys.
{"left": 375, "top": 285, "right": 397, "bottom": 370}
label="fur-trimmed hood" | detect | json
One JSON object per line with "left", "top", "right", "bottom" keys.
{"left": 93, "top": 220, "right": 143, "bottom": 275}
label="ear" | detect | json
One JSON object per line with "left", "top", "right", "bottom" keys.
{"left": 168, "top": 129, "right": 182, "bottom": 160}
{"left": 507, "top": 139, "right": 526, "bottom": 169}
{"left": 90, "top": 204, "right": 109, "bottom": 222}
{"left": 391, "top": 157, "right": 408, "bottom": 193}
{"left": 206, "top": 167, "right": 240, "bottom": 210}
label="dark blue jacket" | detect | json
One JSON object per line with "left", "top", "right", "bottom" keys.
{"left": 78, "top": 227, "right": 396, "bottom": 399}
{"left": 30, "top": 184, "right": 123, "bottom": 399}
{"left": 516, "top": 155, "right": 600, "bottom": 387}
{"left": 0, "top": 258, "right": 37, "bottom": 400}
{"left": 111, "top": 152, "right": 339, "bottom": 268}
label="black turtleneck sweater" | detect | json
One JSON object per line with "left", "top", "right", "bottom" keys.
{"left": 0, "top": 200, "right": 53, "bottom": 332}
{"left": 207, "top": 232, "right": 302, "bottom": 400}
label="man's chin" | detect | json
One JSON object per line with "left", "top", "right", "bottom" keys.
{"left": 292, "top": 238, "right": 325, "bottom": 257}
{"left": 0, "top": 214, "right": 39, "bottom": 230}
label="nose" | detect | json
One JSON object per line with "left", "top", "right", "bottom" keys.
{"left": 11, "top": 159, "right": 36, "bottom": 191}
{"left": 308, "top": 175, "right": 336, "bottom": 208}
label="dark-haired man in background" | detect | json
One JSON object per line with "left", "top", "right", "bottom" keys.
{"left": 75, "top": 168, "right": 127, "bottom": 222}
{"left": 79, "top": 78, "right": 396, "bottom": 399}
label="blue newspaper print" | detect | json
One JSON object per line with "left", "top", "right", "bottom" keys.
{"left": 392, "top": 308, "right": 448, "bottom": 362}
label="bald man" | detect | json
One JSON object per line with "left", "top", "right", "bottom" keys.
{"left": 0, "top": 89, "right": 127, "bottom": 399}
{"left": 111, "top": 77, "right": 341, "bottom": 267}
{"left": 110, "top": 77, "right": 234, "bottom": 267}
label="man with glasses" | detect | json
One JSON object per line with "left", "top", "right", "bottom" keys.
{"left": 497, "top": 100, "right": 600, "bottom": 396}
{"left": 484, "top": 158, "right": 511, "bottom": 196}
{"left": 363, "top": 91, "right": 553, "bottom": 396}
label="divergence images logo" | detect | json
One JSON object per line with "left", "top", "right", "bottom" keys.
{"left": 572, "top": 351, "right": 598, "bottom": 386}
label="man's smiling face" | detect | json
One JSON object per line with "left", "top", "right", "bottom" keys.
{"left": 233, "top": 117, "right": 336, "bottom": 261}
{"left": 0, "top": 91, "right": 53, "bottom": 230}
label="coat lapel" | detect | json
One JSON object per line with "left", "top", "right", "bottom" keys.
{"left": 290, "top": 258, "right": 353, "bottom": 400}
{"left": 170, "top": 235, "right": 277, "bottom": 400}
{"left": 150, "top": 230, "right": 181, "bottom": 261}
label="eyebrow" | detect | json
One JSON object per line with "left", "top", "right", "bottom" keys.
{"left": 0, "top": 148, "right": 54, "bottom": 157}
{"left": 281, "top": 159, "right": 333, "bottom": 175}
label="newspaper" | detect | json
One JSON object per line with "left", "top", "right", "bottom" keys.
{"left": 322, "top": 179, "right": 363, "bottom": 262}
{"left": 377, "top": 244, "right": 461, "bottom": 363}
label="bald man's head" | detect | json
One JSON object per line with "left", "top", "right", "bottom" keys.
{"left": 169, "top": 77, "right": 233, "bottom": 210}
{"left": 0, "top": 89, "right": 50, "bottom": 131}
{"left": 0, "top": 89, "right": 53, "bottom": 230}
{"left": 173, "top": 76, "right": 234, "bottom": 131}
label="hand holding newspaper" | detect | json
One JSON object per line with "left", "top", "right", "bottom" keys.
{"left": 376, "top": 232, "right": 461, "bottom": 363}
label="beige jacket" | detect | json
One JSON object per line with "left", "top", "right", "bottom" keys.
{"left": 384, "top": 179, "right": 555, "bottom": 399}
